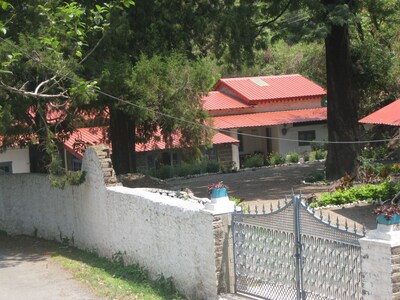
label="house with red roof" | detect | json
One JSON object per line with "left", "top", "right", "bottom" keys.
{"left": 202, "top": 74, "right": 327, "bottom": 166}
{"left": 0, "top": 74, "right": 327, "bottom": 174}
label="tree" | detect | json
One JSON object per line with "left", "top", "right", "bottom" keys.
{"left": 89, "top": 0, "right": 229, "bottom": 174}
{"left": 0, "top": 0, "right": 133, "bottom": 185}
{"left": 218, "top": 0, "right": 400, "bottom": 179}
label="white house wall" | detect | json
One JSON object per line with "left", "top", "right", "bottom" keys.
{"left": 277, "top": 123, "right": 328, "bottom": 155}
{"left": 239, "top": 127, "right": 267, "bottom": 155}
{"left": 0, "top": 148, "right": 30, "bottom": 173}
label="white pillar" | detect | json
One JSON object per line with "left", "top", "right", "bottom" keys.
{"left": 360, "top": 223, "right": 400, "bottom": 299}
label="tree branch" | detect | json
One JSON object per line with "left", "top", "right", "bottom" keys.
{"left": 0, "top": 81, "right": 69, "bottom": 99}
{"left": 34, "top": 75, "right": 58, "bottom": 94}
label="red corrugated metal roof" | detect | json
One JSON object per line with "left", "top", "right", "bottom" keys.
{"left": 64, "top": 127, "right": 109, "bottom": 159}
{"left": 202, "top": 91, "right": 250, "bottom": 111}
{"left": 210, "top": 132, "right": 239, "bottom": 145}
{"left": 213, "top": 107, "right": 327, "bottom": 129}
{"left": 359, "top": 99, "right": 400, "bottom": 126}
{"left": 136, "top": 131, "right": 238, "bottom": 152}
{"left": 64, "top": 127, "right": 238, "bottom": 158}
{"left": 215, "top": 74, "right": 326, "bottom": 103}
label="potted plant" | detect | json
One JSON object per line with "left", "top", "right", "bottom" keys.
{"left": 374, "top": 188, "right": 400, "bottom": 224}
{"left": 205, "top": 181, "right": 235, "bottom": 213}
{"left": 208, "top": 181, "right": 229, "bottom": 199}
{"left": 374, "top": 203, "right": 400, "bottom": 225}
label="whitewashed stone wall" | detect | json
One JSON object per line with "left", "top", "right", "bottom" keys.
{"left": 0, "top": 146, "right": 218, "bottom": 299}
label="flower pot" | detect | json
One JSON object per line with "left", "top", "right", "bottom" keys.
{"left": 377, "top": 214, "right": 400, "bottom": 225}
{"left": 210, "top": 187, "right": 228, "bottom": 199}
{"left": 205, "top": 187, "right": 234, "bottom": 213}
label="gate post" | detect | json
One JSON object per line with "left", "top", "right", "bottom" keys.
{"left": 360, "top": 223, "right": 400, "bottom": 299}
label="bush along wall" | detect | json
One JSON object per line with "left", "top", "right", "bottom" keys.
{"left": 309, "top": 181, "right": 400, "bottom": 208}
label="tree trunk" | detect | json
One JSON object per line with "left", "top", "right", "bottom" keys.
{"left": 109, "top": 108, "right": 136, "bottom": 175}
{"left": 325, "top": 24, "right": 360, "bottom": 180}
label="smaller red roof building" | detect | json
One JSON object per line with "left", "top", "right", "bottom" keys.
{"left": 359, "top": 99, "right": 400, "bottom": 126}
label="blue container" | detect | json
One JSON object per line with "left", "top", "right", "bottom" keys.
{"left": 211, "top": 187, "right": 228, "bottom": 198}
{"left": 377, "top": 214, "right": 400, "bottom": 225}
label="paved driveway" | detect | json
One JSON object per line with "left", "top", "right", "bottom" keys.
{"left": 0, "top": 235, "right": 99, "bottom": 300}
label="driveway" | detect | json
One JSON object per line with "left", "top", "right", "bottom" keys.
{"left": 166, "top": 161, "right": 378, "bottom": 231}
{"left": 0, "top": 235, "right": 99, "bottom": 300}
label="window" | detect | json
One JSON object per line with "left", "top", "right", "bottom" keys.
{"left": 0, "top": 161, "right": 12, "bottom": 174}
{"left": 298, "top": 130, "right": 316, "bottom": 146}
{"left": 71, "top": 157, "right": 82, "bottom": 171}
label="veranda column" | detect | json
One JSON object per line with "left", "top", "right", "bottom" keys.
{"left": 360, "top": 223, "right": 400, "bottom": 299}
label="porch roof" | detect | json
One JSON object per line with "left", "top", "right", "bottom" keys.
{"left": 212, "top": 107, "right": 327, "bottom": 129}
{"left": 135, "top": 131, "right": 239, "bottom": 152}
{"left": 359, "top": 99, "right": 400, "bottom": 126}
{"left": 63, "top": 127, "right": 239, "bottom": 159}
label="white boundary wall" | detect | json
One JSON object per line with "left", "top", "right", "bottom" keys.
{"left": 0, "top": 147, "right": 218, "bottom": 299}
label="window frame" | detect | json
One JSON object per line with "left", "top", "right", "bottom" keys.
{"left": 298, "top": 130, "right": 316, "bottom": 146}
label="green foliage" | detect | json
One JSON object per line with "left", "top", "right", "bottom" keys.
{"left": 304, "top": 170, "right": 326, "bottom": 183}
{"left": 360, "top": 146, "right": 388, "bottom": 160}
{"left": 50, "top": 243, "right": 183, "bottom": 299}
{"left": 230, "top": 196, "right": 248, "bottom": 213}
{"left": 243, "top": 154, "right": 264, "bottom": 168}
{"left": 309, "top": 150, "right": 327, "bottom": 161}
{"left": 286, "top": 152, "right": 299, "bottom": 163}
{"left": 267, "top": 152, "right": 286, "bottom": 166}
{"left": 310, "top": 142, "right": 327, "bottom": 151}
{"left": 310, "top": 181, "right": 400, "bottom": 208}
{"left": 206, "top": 160, "right": 220, "bottom": 173}
{"left": 148, "top": 160, "right": 220, "bottom": 179}
{"left": 0, "top": 1, "right": 131, "bottom": 178}
{"left": 49, "top": 171, "right": 86, "bottom": 189}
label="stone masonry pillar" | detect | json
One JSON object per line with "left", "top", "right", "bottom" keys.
{"left": 360, "top": 223, "right": 400, "bottom": 299}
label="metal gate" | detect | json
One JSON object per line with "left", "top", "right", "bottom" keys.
{"left": 232, "top": 194, "right": 365, "bottom": 300}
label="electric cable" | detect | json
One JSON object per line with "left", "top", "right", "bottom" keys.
{"left": 0, "top": 36, "right": 398, "bottom": 145}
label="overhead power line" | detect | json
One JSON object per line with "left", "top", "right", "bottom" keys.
{"left": 0, "top": 36, "right": 398, "bottom": 145}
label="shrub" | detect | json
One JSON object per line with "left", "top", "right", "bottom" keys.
{"left": 177, "top": 163, "right": 203, "bottom": 177}
{"left": 310, "top": 141, "right": 327, "bottom": 151}
{"left": 158, "top": 165, "right": 174, "bottom": 179}
{"left": 243, "top": 154, "right": 264, "bottom": 168}
{"left": 206, "top": 160, "right": 220, "bottom": 173}
{"left": 309, "top": 150, "right": 327, "bottom": 161}
{"left": 286, "top": 152, "right": 299, "bottom": 163}
{"left": 360, "top": 145, "right": 387, "bottom": 160}
{"left": 310, "top": 181, "right": 400, "bottom": 208}
{"left": 304, "top": 170, "right": 325, "bottom": 183}
{"left": 268, "top": 152, "right": 286, "bottom": 166}
{"left": 303, "top": 152, "right": 310, "bottom": 162}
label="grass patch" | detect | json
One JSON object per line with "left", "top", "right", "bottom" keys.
{"left": 51, "top": 245, "right": 183, "bottom": 300}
